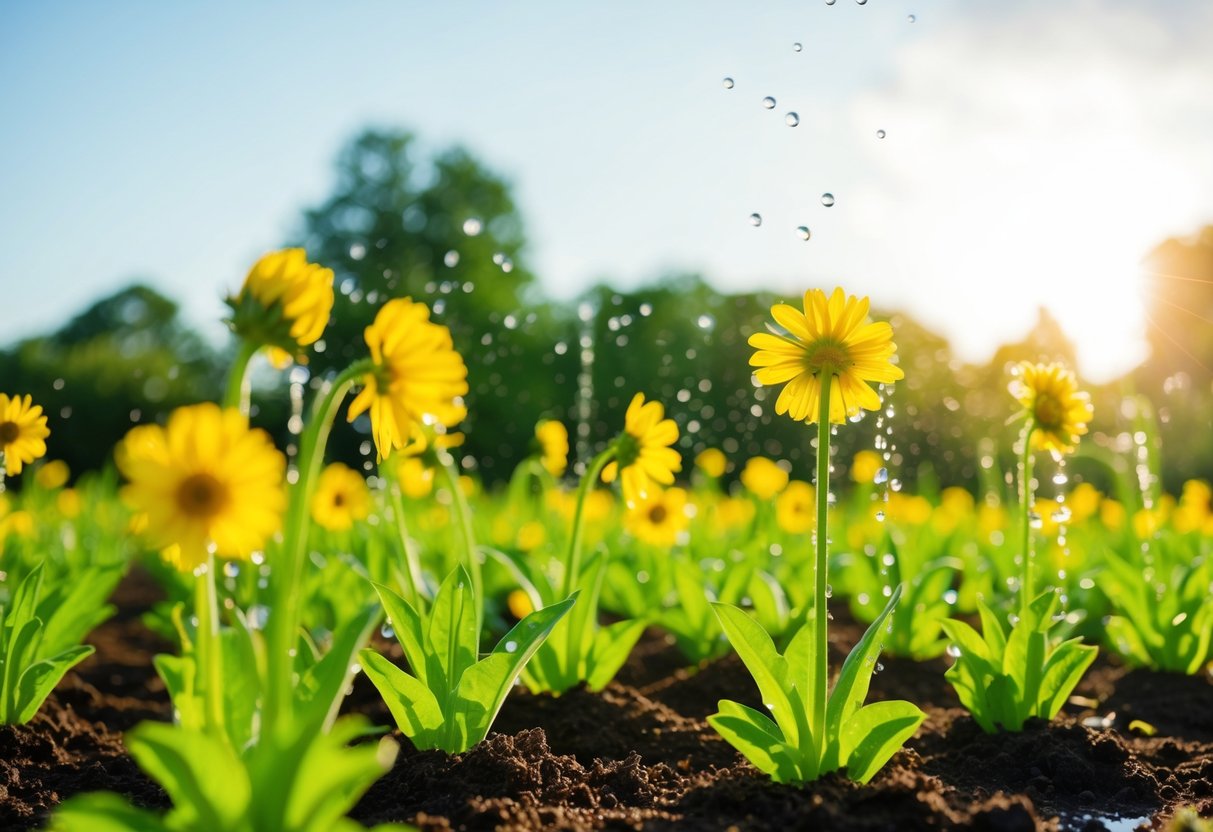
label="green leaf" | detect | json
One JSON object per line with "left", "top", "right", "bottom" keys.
{"left": 298, "top": 603, "right": 380, "bottom": 734}
{"left": 373, "top": 583, "right": 428, "bottom": 684}
{"left": 840, "top": 699, "right": 926, "bottom": 784}
{"left": 453, "top": 596, "right": 575, "bottom": 750}
{"left": 826, "top": 585, "right": 903, "bottom": 740}
{"left": 125, "top": 722, "right": 250, "bottom": 830}
{"left": 51, "top": 791, "right": 170, "bottom": 831}
{"left": 976, "top": 598, "right": 1007, "bottom": 657}
{"left": 708, "top": 699, "right": 803, "bottom": 783}
{"left": 358, "top": 650, "right": 443, "bottom": 750}
{"left": 711, "top": 603, "right": 799, "bottom": 746}
{"left": 747, "top": 570, "right": 790, "bottom": 636}
{"left": 586, "top": 618, "right": 646, "bottom": 692}
{"left": 1037, "top": 638, "right": 1098, "bottom": 719}
{"left": 14, "top": 646, "right": 94, "bottom": 724}
{"left": 426, "top": 567, "right": 479, "bottom": 698}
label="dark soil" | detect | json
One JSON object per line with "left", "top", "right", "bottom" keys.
{"left": 5, "top": 571, "right": 1212, "bottom": 831}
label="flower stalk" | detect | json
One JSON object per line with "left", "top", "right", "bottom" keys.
{"left": 811, "top": 371, "right": 832, "bottom": 758}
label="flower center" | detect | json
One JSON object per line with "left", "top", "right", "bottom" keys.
{"left": 333, "top": 492, "right": 346, "bottom": 508}
{"left": 0, "top": 421, "right": 18, "bottom": 444}
{"left": 803, "top": 340, "right": 852, "bottom": 375}
{"left": 175, "top": 473, "right": 228, "bottom": 519}
{"left": 1034, "top": 394, "right": 1063, "bottom": 430}
{"left": 648, "top": 504, "right": 668, "bottom": 524}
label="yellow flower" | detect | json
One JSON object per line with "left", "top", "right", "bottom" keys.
{"left": 1, "top": 509, "right": 34, "bottom": 540}
{"left": 535, "top": 420, "right": 569, "bottom": 477}
{"left": 601, "top": 393, "right": 681, "bottom": 506}
{"left": 507, "top": 589, "right": 535, "bottom": 620}
{"left": 57, "top": 488, "right": 82, "bottom": 519}
{"left": 740, "top": 456, "right": 788, "bottom": 500}
{"left": 228, "top": 249, "right": 334, "bottom": 366}
{"left": 117, "top": 403, "right": 286, "bottom": 572}
{"left": 626, "top": 487, "right": 689, "bottom": 547}
{"left": 850, "top": 450, "right": 883, "bottom": 484}
{"left": 710, "top": 495, "right": 756, "bottom": 533}
{"left": 1008, "top": 362, "right": 1093, "bottom": 456}
{"left": 397, "top": 457, "right": 435, "bottom": 499}
{"left": 932, "top": 487, "right": 975, "bottom": 535}
{"left": 0, "top": 394, "right": 51, "bottom": 476}
{"left": 1068, "top": 483, "right": 1101, "bottom": 524}
{"left": 695, "top": 448, "right": 727, "bottom": 479}
{"left": 775, "top": 480, "right": 816, "bottom": 534}
{"left": 516, "top": 520, "right": 547, "bottom": 552}
{"left": 347, "top": 298, "right": 469, "bottom": 461}
{"left": 310, "top": 462, "right": 372, "bottom": 532}
{"left": 749, "top": 288, "right": 903, "bottom": 424}
{"left": 35, "top": 459, "right": 70, "bottom": 490}
{"left": 978, "top": 503, "right": 1008, "bottom": 537}
{"left": 1100, "top": 498, "right": 1126, "bottom": 531}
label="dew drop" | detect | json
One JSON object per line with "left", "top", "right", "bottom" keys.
{"left": 796, "top": 225, "right": 811, "bottom": 241}
{"left": 856, "top": 0, "right": 868, "bottom": 5}
{"left": 722, "top": 76, "right": 734, "bottom": 89}
{"left": 793, "top": 42, "right": 803, "bottom": 52}
{"left": 761, "top": 96, "right": 776, "bottom": 110}
{"left": 821, "top": 193, "right": 836, "bottom": 207}
{"left": 785, "top": 112, "right": 800, "bottom": 127}
{"left": 443, "top": 250, "right": 460, "bottom": 267}
{"left": 908, "top": 14, "right": 916, "bottom": 22}
{"left": 749, "top": 212, "right": 763, "bottom": 227}
{"left": 876, "top": 129, "right": 886, "bottom": 139}
{"left": 873, "top": 467, "right": 889, "bottom": 484}
{"left": 462, "top": 217, "right": 482, "bottom": 236}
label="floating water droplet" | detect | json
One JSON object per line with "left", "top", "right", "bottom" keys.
{"left": 796, "top": 225, "right": 811, "bottom": 241}
{"left": 1051, "top": 506, "right": 1072, "bottom": 524}
{"left": 1053, "top": 471, "right": 1068, "bottom": 485}
{"left": 793, "top": 42, "right": 803, "bottom": 52}
{"left": 873, "top": 467, "right": 889, "bottom": 484}
{"left": 749, "top": 212, "right": 763, "bottom": 227}
{"left": 1029, "top": 512, "right": 1043, "bottom": 529}
{"left": 876, "top": 129, "right": 886, "bottom": 139}
{"left": 443, "top": 250, "right": 460, "bottom": 268}
{"left": 785, "top": 112, "right": 800, "bottom": 127}
{"left": 761, "top": 96, "right": 776, "bottom": 110}
{"left": 722, "top": 76, "right": 735, "bottom": 89}
{"left": 875, "top": 510, "right": 886, "bottom": 522}
{"left": 908, "top": 14, "right": 916, "bottom": 23}
{"left": 826, "top": 0, "right": 836, "bottom": 5}
{"left": 462, "top": 218, "right": 482, "bottom": 236}
{"left": 856, "top": 0, "right": 868, "bottom": 5}
{"left": 821, "top": 193, "right": 835, "bottom": 207}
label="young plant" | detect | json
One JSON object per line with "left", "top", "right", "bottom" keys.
{"left": 941, "top": 361, "right": 1099, "bottom": 732}
{"left": 710, "top": 586, "right": 924, "bottom": 783}
{"left": 941, "top": 590, "right": 1096, "bottom": 732}
{"left": 719, "top": 287, "right": 923, "bottom": 784}
{"left": 52, "top": 716, "right": 403, "bottom": 832}
{"left": 360, "top": 566, "right": 574, "bottom": 753}
{"left": 0, "top": 562, "right": 111, "bottom": 725}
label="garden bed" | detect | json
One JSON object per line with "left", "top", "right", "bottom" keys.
{"left": 2, "top": 571, "right": 1211, "bottom": 831}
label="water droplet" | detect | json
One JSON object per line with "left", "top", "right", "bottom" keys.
{"left": 380, "top": 623, "right": 395, "bottom": 639}
{"left": 722, "top": 77, "right": 735, "bottom": 90}
{"left": 875, "top": 510, "right": 886, "bottom": 522}
{"left": 761, "top": 96, "right": 776, "bottom": 110}
{"left": 1029, "top": 512, "right": 1043, "bottom": 529}
{"left": 462, "top": 217, "right": 482, "bottom": 236}
{"left": 826, "top": 0, "right": 836, "bottom": 5}
{"left": 1053, "top": 471, "right": 1068, "bottom": 485}
{"left": 785, "top": 112, "right": 800, "bottom": 127}
{"left": 443, "top": 250, "right": 460, "bottom": 268}
{"left": 793, "top": 42, "right": 803, "bottom": 52}
{"left": 796, "top": 225, "right": 811, "bottom": 241}
{"left": 873, "top": 467, "right": 889, "bottom": 484}
{"left": 749, "top": 212, "right": 763, "bottom": 227}
{"left": 505, "top": 640, "right": 519, "bottom": 653}
{"left": 946, "top": 644, "right": 961, "bottom": 658}
{"left": 876, "top": 129, "right": 886, "bottom": 139}
{"left": 908, "top": 14, "right": 916, "bottom": 22}
{"left": 821, "top": 193, "right": 835, "bottom": 207}
{"left": 856, "top": 0, "right": 868, "bottom": 5}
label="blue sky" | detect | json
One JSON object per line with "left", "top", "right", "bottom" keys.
{"left": 3, "top": 0, "right": 1212, "bottom": 381}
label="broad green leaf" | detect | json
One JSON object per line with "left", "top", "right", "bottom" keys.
{"left": 708, "top": 699, "right": 803, "bottom": 783}
{"left": 15, "top": 646, "right": 93, "bottom": 724}
{"left": 454, "top": 596, "right": 575, "bottom": 749}
{"left": 427, "top": 566, "right": 479, "bottom": 698}
{"left": 826, "top": 585, "right": 903, "bottom": 739}
{"left": 840, "top": 699, "right": 926, "bottom": 784}
{"left": 51, "top": 791, "right": 170, "bottom": 831}
{"left": 586, "top": 618, "right": 646, "bottom": 692}
{"left": 373, "top": 583, "right": 428, "bottom": 684}
{"left": 1038, "top": 638, "right": 1097, "bottom": 719}
{"left": 711, "top": 603, "right": 799, "bottom": 746}
{"left": 358, "top": 650, "right": 443, "bottom": 749}
{"left": 282, "top": 716, "right": 398, "bottom": 832}
{"left": 125, "top": 721, "right": 250, "bottom": 830}
{"left": 748, "top": 570, "right": 790, "bottom": 635}
{"left": 976, "top": 598, "right": 1007, "bottom": 657}
{"left": 5, "top": 617, "right": 44, "bottom": 718}
{"left": 298, "top": 603, "right": 380, "bottom": 733}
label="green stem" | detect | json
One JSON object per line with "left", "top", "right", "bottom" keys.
{"left": 222, "top": 340, "right": 260, "bottom": 415}
{"left": 561, "top": 448, "right": 615, "bottom": 598}
{"left": 1020, "top": 424, "right": 1035, "bottom": 615}
{"left": 812, "top": 372, "right": 832, "bottom": 763}
{"left": 195, "top": 554, "right": 227, "bottom": 743}
{"left": 264, "top": 360, "right": 369, "bottom": 739}
{"left": 386, "top": 479, "right": 425, "bottom": 611}
{"left": 434, "top": 451, "right": 482, "bottom": 631}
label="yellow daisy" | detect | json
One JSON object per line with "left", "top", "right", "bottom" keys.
{"left": 695, "top": 448, "right": 727, "bottom": 479}
{"left": 347, "top": 298, "right": 469, "bottom": 461}
{"left": 1008, "top": 361, "right": 1093, "bottom": 456}
{"left": 626, "top": 487, "right": 690, "bottom": 548}
{"left": 740, "top": 456, "right": 789, "bottom": 501}
{"left": 534, "top": 420, "right": 569, "bottom": 477}
{"left": 775, "top": 480, "right": 816, "bottom": 534}
{"left": 117, "top": 403, "right": 286, "bottom": 572}
{"left": 310, "top": 462, "right": 372, "bottom": 532}
{"left": 34, "top": 459, "right": 70, "bottom": 489}
{"left": 0, "top": 394, "right": 51, "bottom": 476}
{"left": 601, "top": 392, "right": 681, "bottom": 506}
{"left": 227, "top": 248, "right": 335, "bottom": 366}
{"left": 748, "top": 287, "right": 903, "bottom": 424}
